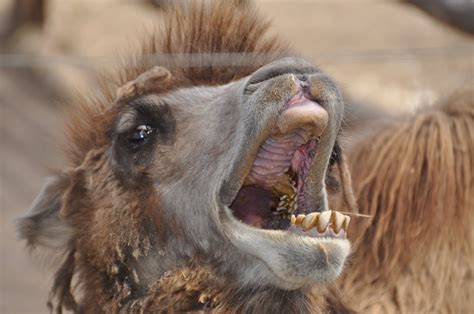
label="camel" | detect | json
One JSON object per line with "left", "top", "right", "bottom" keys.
{"left": 18, "top": 1, "right": 473, "bottom": 312}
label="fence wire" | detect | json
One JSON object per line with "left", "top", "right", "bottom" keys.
{"left": 0, "top": 46, "right": 473, "bottom": 70}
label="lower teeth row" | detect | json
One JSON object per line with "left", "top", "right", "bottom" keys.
{"left": 290, "top": 210, "right": 351, "bottom": 233}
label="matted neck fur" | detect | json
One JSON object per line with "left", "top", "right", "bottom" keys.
{"left": 18, "top": 2, "right": 352, "bottom": 312}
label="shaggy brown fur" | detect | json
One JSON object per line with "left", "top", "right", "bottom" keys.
{"left": 109, "top": 266, "right": 325, "bottom": 313}
{"left": 338, "top": 88, "right": 474, "bottom": 313}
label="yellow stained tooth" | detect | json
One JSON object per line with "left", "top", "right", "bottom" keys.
{"left": 199, "top": 293, "right": 209, "bottom": 304}
{"left": 302, "top": 212, "right": 319, "bottom": 230}
{"left": 343, "top": 215, "right": 351, "bottom": 231}
{"left": 295, "top": 214, "right": 306, "bottom": 225}
{"left": 333, "top": 211, "right": 345, "bottom": 233}
{"left": 318, "top": 210, "right": 331, "bottom": 232}
{"left": 290, "top": 214, "right": 296, "bottom": 224}
{"left": 310, "top": 212, "right": 319, "bottom": 229}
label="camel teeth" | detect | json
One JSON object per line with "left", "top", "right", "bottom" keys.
{"left": 302, "top": 212, "right": 319, "bottom": 230}
{"left": 343, "top": 215, "right": 351, "bottom": 231}
{"left": 273, "top": 208, "right": 286, "bottom": 215}
{"left": 333, "top": 211, "right": 345, "bottom": 233}
{"left": 290, "top": 210, "right": 349, "bottom": 237}
{"left": 318, "top": 210, "right": 331, "bottom": 232}
{"left": 295, "top": 214, "right": 306, "bottom": 225}
{"left": 198, "top": 293, "right": 210, "bottom": 304}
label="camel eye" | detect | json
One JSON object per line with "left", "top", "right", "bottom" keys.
{"left": 129, "top": 125, "right": 153, "bottom": 145}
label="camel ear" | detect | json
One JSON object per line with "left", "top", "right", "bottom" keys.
{"left": 17, "top": 174, "right": 75, "bottom": 250}
{"left": 116, "top": 66, "right": 171, "bottom": 101}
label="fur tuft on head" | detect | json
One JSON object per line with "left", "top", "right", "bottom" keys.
{"left": 339, "top": 88, "right": 474, "bottom": 312}
{"left": 64, "top": 1, "right": 289, "bottom": 167}
{"left": 349, "top": 88, "right": 473, "bottom": 270}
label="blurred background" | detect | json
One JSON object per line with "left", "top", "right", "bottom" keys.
{"left": 0, "top": 0, "right": 472, "bottom": 312}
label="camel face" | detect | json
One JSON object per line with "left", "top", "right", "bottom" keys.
{"left": 105, "top": 57, "right": 350, "bottom": 289}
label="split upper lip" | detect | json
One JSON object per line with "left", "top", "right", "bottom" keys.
{"left": 273, "top": 78, "right": 329, "bottom": 139}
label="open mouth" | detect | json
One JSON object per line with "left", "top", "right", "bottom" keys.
{"left": 230, "top": 83, "right": 350, "bottom": 239}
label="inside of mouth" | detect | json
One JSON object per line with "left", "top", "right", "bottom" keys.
{"left": 230, "top": 130, "right": 318, "bottom": 231}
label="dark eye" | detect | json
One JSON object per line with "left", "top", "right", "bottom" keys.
{"left": 129, "top": 125, "right": 153, "bottom": 145}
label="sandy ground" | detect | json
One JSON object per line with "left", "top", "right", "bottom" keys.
{"left": 0, "top": 0, "right": 472, "bottom": 312}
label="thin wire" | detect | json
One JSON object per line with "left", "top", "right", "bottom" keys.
{"left": 0, "top": 46, "right": 472, "bottom": 69}
{"left": 339, "top": 212, "right": 373, "bottom": 218}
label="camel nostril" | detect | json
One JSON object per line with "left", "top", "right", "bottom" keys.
{"left": 297, "top": 74, "right": 308, "bottom": 82}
